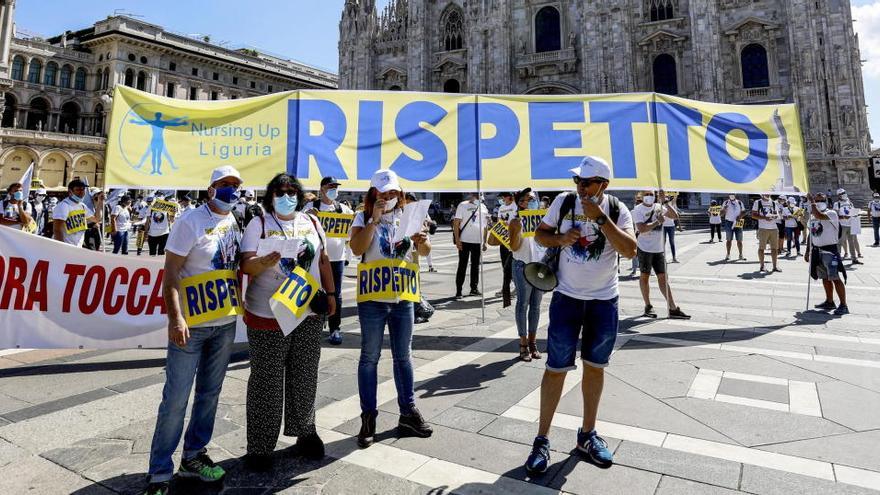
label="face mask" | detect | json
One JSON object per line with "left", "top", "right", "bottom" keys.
{"left": 70, "top": 193, "right": 84, "bottom": 203}
{"left": 527, "top": 199, "right": 539, "bottom": 210}
{"left": 729, "top": 195, "right": 736, "bottom": 200}
{"left": 212, "top": 186, "right": 240, "bottom": 212}
{"left": 326, "top": 188, "right": 339, "bottom": 201}
{"left": 384, "top": 197, "right": 398, "bottom": 212}
{"left": 643, "top": 196, "right": 656, "bottom": 206}
{"left": 816, "top": 202, "right": 827, "bottom": 212}
{"left": 11, "top": 191, "right": 23, "bottom": 201}
{"left": 274, "top": 194, "right": 298, "bottom": 215}
{"left": 840, "top": 194, "right": 849, "bottom": 202}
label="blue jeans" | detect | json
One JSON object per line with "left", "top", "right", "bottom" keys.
{"left": 357, "top": 301, "right": 415, "bottom": 414}
{"left": 785, "top": 226, "right": 800, "bottom": 253}
{"left": 663, "top": 226, "right": 676, "bottom": 259}
{"left": 512, "top": 260, "right": 543, "bottom": 337}
{"left": 112, "top": 230, "right": 129, "bottom": 254}
{"left": 873, "top": 217, "right": 880, "bottom": 245}
{"left": 148, "top": 321, "right": 236, "bottom": 482}
{"left": 328, "top": 260, "right": 345, "bottom": 331}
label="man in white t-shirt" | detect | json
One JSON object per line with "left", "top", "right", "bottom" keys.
{"left": 497, "top": 191, "right": 518, "bottom": 307}
{"left": 868, "top": 192, "right": 880, "bottom": 247}
{"left": 0, "top": 182, "right": 33, "bottom": 231}
{"left": 833, "top": 188, "right": 859, "bottom": 263}
{"left": 524, "top": 156, "right": 637, "bottom": 474}
{"left": 720, "top": 194, "right": 747, "bottom": 261}
{"left": 109, "top": 196, "right": 132, "bottom": 255}
{"left": 751, "top": 194, "right": 781, "bottom": 273}
{"left": 452, "top": 193, "right": 490, "bottom": 299}
{"left": 135, "top": 196, "right": 154, "bottom": 256}
{"left": 632, "top": 189, "right": 690, "bottom": 319}
{"left": 805, "top": 193, "right": 848, "bottom": 315}
{"left": 146, "top": 166, "right": 244, "bottom": 493}
{"left": 52, "top": 179, "right": 104, "bottom": 247}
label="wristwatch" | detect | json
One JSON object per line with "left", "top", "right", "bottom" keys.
{"left": 596, "top": 214, "right": 608, "bottom": 226}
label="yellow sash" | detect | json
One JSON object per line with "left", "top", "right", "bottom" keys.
{"left": 709, "top": 206, "right": 721, "bottom": 216}
{"left": 317, "top": 212, "right": 355, "bottom": 238}
{"left": 519, "top": 209, "right": 547, "bottom": 238}
{"left": 489, "top": 221, "right": 512, "bottom": 250}
{"left": 357, "top": 259, "right": 420, "bottom": 303}
{"left": 65, "top": 209, "right": 87, "bottom": 235}
{"left": 271, "top": 266, "right": 319, "bottom": 318}
{"left": 179, "top": 269, "right": 243, "bottom": 326}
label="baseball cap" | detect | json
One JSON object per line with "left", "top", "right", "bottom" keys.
{"left": 499, "top": 191, "right": 513, "bottom": 198}
{"left": 210, "top": 165, "right": 242, "bottom": 186}
{"left": 514, "top": 187, "right": 533, "bottom": 202}
{"left": 244, "top": 189, "right": 255, "bottom": 198}
{"left": 370, "top": 170, "right": 401, "bottom": 193}
{"left": 35, "top": 189, "right": 46, "bottom": 196}
{"left": 67, "top": 179, "right": 87, "bottom": 189}
{"left": 321, "top": 176, "right": 341, "bottom": 187}
{"left": 570, "top": 156, "right": 612, "bottom": 181}
{"left": 836, "top": 188, "right": 846, "bottom": 195}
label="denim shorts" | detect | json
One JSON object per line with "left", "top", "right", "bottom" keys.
{"left": 723, "top": 220, "right": 743, "bottom": 242}
{"left": 546, "top": 292, "right": 619, "bottom": 371}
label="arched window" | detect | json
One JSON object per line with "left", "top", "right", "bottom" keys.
{"left": 443, "top": 79, "right": 460, "bottom": 93}
{"left": 44, "top": 62, "right": 58, "bottom": 86}
{"left": 741, "top": 43, "right": 770, "bottom": 89}
{"left": 442, "top": 8, "right": 463, "bottom": 51}
{"left": 27, "top": 59, "right": 41, "bottom": 84}
{"left": 648, "top": 0, "right": 674, "bottom": 22}
{"left": 26, "top": 97, "right": 49, "bottom": 130}
{"left": 94, "top": 104, "right": 104, "bottom": 135}
{"left": 59, "top": 65, "right": 73, "bottom": 88}
{"left": 74, "top": 68, "right": 87, "bottom": 90}
{"left": 652, "top": 54, "right": 678, "bottom": 95}
{"left": 59, "top": 102, "right": 80, "bottom": 133}
{"left": 388, "top": 85, "right": 402, "bottom": 91}
{"left": 136, "top": 70, "right": 146, "bottom": 91}
{"left": 2, "top": 93, "right": 17, "bottom": 127}
{"left": 11, "top": 55, "right": 24, "bottom": 80}
{"left": 124, "top": 68, "right": 134, "bottom": 86}
{"left": 102, "top": 68, "right": 110, "bottom": 89}
{"left": 535, "top": 6, "right": 561, "bottom": 53}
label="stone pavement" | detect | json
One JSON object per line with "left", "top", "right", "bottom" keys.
{"left": 1, "top": 227, "right": 880, "bottom": 494}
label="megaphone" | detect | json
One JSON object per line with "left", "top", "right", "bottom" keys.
{"left": 524, "top": 261, "right": 558, "bottom": 292}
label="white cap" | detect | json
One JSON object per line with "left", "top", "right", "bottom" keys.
{"left": 35, "top": 189, "right": 46, "bottom": 196}
{"left": 210, "top": 165, "right": 242, "bottom": 186}
{"left": 244, "top": 189, "right": 255, "bottom": 198}
{"left": 569, "top": 156, "right": 612, "bottom": 181}
{"left": 370, "top": 169, "right": 401, "bottom": 193}
{"left": 836, "top": 188, "right": 846, "bottom": 195}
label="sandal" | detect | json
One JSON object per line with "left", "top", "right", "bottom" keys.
{"left": 519, "top": 344, "right": 532, "bottom": 362}
{"left": 528, "top": 341, "right": 542, "bottom": 360}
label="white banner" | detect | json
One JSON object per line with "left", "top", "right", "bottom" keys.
{"left": 0, "top": 227, "right": 247, "bottom": 348}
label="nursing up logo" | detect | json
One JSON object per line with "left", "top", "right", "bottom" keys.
{"left": 118, "top": 104, "right": 189, "bottom": 176}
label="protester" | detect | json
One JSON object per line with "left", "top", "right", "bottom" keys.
{"left": 721, "top": 193, "right": 746, "bottom": 261}
{"left": 509, "top": 188, "right": 543, "bottom": 361}
{"left": 452, "top": 192, "right": 490, "bottom": 299}
{"left": 658, "top": 190, "right": 678, "bottom": 262}
{"left": 632, "top": 190, "right": 690, "bottom": 319}
{"left": 349, "top": 169, "right": 433, "bottom": 449}
{"left": 83, "top": 189, "right": 104, "bottom": 251}
{"left": 870, "top": 192, "right": 880, "bottom": 247}
{"left": 52, "top": 179, "right": 104, "bottom": 247}
{"left": 525, "top": 156, "right": 637, "bottom": 474}
{"left": 805, "top": 193, "right": 848, "bottom": 315}
{"left": 144, "top": 206, "right": 172, "bottom": 257}
{"left": 306, "top": 176, "right": 353, "bottom": 345}
{"left": 30, "top": 189, "right": 47, "bottom": 234}
{"left": 0, "top": 182, "right": 33, "bottom": 231}
{"left": 850, "top": 207, "right": 863, "bottom": 261}
{"left": 775, "top": 197, "right": 787, "bottom": 254}
{"left": 43, "top": 196, "right": 58, "bottom": 237}
{"left": 834, "top": 188, "right": 857, "bottom": 261}
{"left": 497, "top": 191, "right": 518, "bottom": 307}
{"left": 751, "top": 193, "right": 781, "bottom": 272}
{"left": 239, "top": 173, "right": 336, "bottom": 470}
{"left": 136, "top": 196, "right": 154, "bottom": 255}
{"left": 629, "top": 192, "right": 643, "bottom": 276}
{"left": 782, "top": 197, "right": 801, "bottom": 257}
{"left": 179, "top": 194, "right": 196, "bottom": 212}
{"left": 708, "top": 200, "right": 722, "bottom": 242}
{"left": 110, "top": 196, "right": 133, "bottom": 255}
{"left": 145, "top": 166, "right": 244, "bottom": 495}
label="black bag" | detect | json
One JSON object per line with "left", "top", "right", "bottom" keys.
{"left": 309, "top": 290, "right": 331, "bottom": 315}
{"left": 415, "top": 297, "right": 435, "bottom": 321}
{"left": 244, "top": 203, "right": 264, "bottom": 227}
{"left": 427, "top": 219, "right": 438, "bottom": 235}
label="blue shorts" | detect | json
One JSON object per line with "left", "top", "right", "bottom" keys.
{"left": 546, "top": 292, "right": 619, "bottom": 371}
{"left": 723, "top": 220, "right": 743, "bottom": 242}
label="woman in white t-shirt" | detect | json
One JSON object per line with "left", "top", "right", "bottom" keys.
{"left": 239, "top": 173, "right": 337, "bottom": 470}
{"left": 144, "top": 208, "right": 173, "bottom": 256}
{"left": 348, "top": 170, "right": 432, "bottom": 449}
{"left": 508, "top": 188, "right": 545, "bottom": 362}
{"left": 110, "top": 196, "right": 132, "bottom": 255}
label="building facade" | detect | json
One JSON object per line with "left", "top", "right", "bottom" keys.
{"left": 339, "top": 0, "right": 874, "bottom": 201}
{"left": 0, "top": 2, "right": 337, "bottom": 190}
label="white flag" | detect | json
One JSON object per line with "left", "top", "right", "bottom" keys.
{"left": 19, "top": 162, "right": 34, "bottom": 199}
{"left": 106, "top": 189, "right": 127, "bottom": 208}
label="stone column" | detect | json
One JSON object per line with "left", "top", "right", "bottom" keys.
{"left": 0, "top": 0, "right": 15, "bottom": 72}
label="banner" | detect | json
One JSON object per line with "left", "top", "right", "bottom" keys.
{"left": 106, "top": 86, "right": 808, "bottom": 194}
{"left": 151, "top": 199, "right": 178, "bottom": 215}
{"left": 488, "top": 221, "right": 512, "bottom": 250}
{"left": 316, "top": 211, "right": 355, "bottom": 239}
{"left": 519, "top": 209, "right": 547, "bottom": 238}
{"left": 356, "top": 259, "right": 420, "bottom": 303}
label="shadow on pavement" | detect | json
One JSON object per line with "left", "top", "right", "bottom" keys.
{"left": 417, "top": 356, "right": 519, "bottom": 398}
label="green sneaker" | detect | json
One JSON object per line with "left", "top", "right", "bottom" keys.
{"left": 179, "top": 453, "right": 226, "bottom": 482}
{"left": 143, "top": 481, "right": 168, "bottom": 495}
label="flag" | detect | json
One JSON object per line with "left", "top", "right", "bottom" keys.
{"left": 106, "top": 188, "right": 128, "bottom": 208}
{"left": 19, "top": 163, "right": 34, "bottom": 199}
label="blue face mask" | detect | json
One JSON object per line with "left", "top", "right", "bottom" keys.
{"left": 527, "top": 199, "right": 539, "bottom": 210}
{"left": 11, "top": 191, "right": 23, "bottom": 201}
{"left": 274, "top": 194, "right": 298, "bottom": 215}
{"left": 326, "top": 188, "right": 339, "bottom": 201}
{"left": 212, "top": 186, "right": 240, "bottom": 212}
{"left": 70, "top": 193, "right": 84, "bottom": 203}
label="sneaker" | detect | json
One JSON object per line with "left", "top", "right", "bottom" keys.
{"left": 724, "top": 256, "right": 730, "bottom": 261}
{"left": 398, "top": 406, "right": 433, "bottom": 438}
{"left": 524, "top": 436, "right": 550, "bottom": 475}
{"left": 296, "top": 432, "right": 325, "bottom": 460}
{"left": 328, "top": 330, "right": 343, "bottom": 346}
{"left": 469, "top": 289, "right": 482, "bottom": 296}
{"left": 738, "top": 256, "right": 746, "bottom": 261}
{"left": 814, "top": 300, "right": 836, "bottom": 310}
{"left": 833, "top": 304, "right": 849, "bottom": 315}
{"left": 670, "top": 258, "right": 679, "bottom": 263}
{"left": 873, "top": 243, "right": 879, "bottom": 247}
{"left": 243, "top": 453, "right": 273, "bottom": 472}
{"left": 576, "top": 428, "right": 613, "bottom": 468}
{"left": 143, "top": 482, "right": 169, "bottom": 495}
{"left": 454, "top": 292, "right": 463, "bottom": 300}
{"left": 668, "top": 307, "right": 691, "bottom": 320}
{"left": 357, "top": 411, "right": 377, "bottom": 448}
{"left": 428, "top": 266, "right": 437, "bottom": 272}
{"left": 179, "top": 452, "right": 225, "bottom": 482}
{"left": 852, "top": 260, "right": 863, "bottom": 265}
{"left": 643, "top": 304, "right": 657, "bottom": 318}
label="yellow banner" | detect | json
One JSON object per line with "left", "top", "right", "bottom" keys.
{"left": 356, "top": 258, "right": 420, "bottom": 303}
{"left": 106, "top": 86, "right": 808, "bottom": 194}
{"left": 519, "top": 209, "right": 547, "bottom": 238}
{"left": 179, "top": 269, "right": 243, "bottom": 326}
{"left": 150, "top": 199, "right": 178, "bottom": 215}
{"left": 489, "top": 221, "right": 512, "bottom": 250}
{"left": 64, "top": 209, "right": 87, "bottom": 235}
{"left": 271, "top": 266, "right": 319, "bottom": 318}
{"left": 317, "top": 212, "right": 355, "bottom": 239}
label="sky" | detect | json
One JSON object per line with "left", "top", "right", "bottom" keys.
{"left": 13, "top": 0, "right": 880, "bottom": 148}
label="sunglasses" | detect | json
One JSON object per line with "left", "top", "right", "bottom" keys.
{"left": 573, "top": 177, "right": 608, "bottom": 187}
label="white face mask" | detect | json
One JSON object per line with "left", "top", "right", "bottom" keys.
{"left": 729, "top": 195, "right": 736, "bottom": 200}
{"left": 816, "top": 202, "right": 828, "bottom": 212}
{"left": 643, "top": 195, "right": 656, "bottom": 206}
{"left": 383, "top": 197, "right": 398, "bottom": 212}
{"left": 840, "top": 194, "right": 849, "bottom": 202}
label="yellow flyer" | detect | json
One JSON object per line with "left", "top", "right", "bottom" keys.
{"left": 357, "top": 258, "right": 420, "bottom": 303}
{"left": 519, "top": 209, "right": 547, "bottom": 238}
{"left": 179, "top": 269, "right": 243, "bottom": 326}
{"left": 489, "top": 221, "right": 512, "bottom": 250}
{"left": 317, "top": 212, "right": 355, "bottom": 239}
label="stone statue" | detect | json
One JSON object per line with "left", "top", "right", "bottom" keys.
{"left": 569, "top": 31, "right": 576, "bottom": 48}
{"left": 36, "top": 120, "right": 42, "bottom": 131}
{"left": 840, "top": 105, "right": 853, "bottom": 128}
{"left": 12, "top": 116, "right": 17, "bottom": 128}
{"left": 519, "top": 35, "right": 526, "bottom": 54}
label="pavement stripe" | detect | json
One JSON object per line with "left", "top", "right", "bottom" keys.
{"left": 669, "top": 274, "right": 880, "bottom": 292}
{"left": 0, "top": 349, "right": 33, "bottom": 357}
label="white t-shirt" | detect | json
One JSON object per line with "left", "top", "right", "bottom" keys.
{"left": 2, "top": 200, "right": 31, "bottom": 231}
{"left": 632, "top": 203, "right": 667, "bottom": 253}
{"left": 241, "top": 212, "right": 326, "bottom": 319}
{"left": 137, "top": 203, "right": 151, "bottom": 219}
{"left": 781, "top": 206, "right": 798, "bottom": 228}
{"left": 541, "top": 193, "right": 633, "bottom": 301}
{"left": 752, "top": 199, "right": 780, "bottom": 230}
{"left": 352, "top": 210, "right": 416, "bottom": 304}
{"left": 834, "top": 201, "right": 854, "bottom": 227}
{"left": 111, "top": 205, "right": 131, "bottom": 232}
{"left": 809, "top": 209, "right": 840, "bottom": 247}
{"left": 850, "top": 209, "right": 862, "bottom": 235}
{"left": 662, "top": 203, "right": 676, "bottom": 227}
{"left": 869, "top": 200, "right": 880, "bottom": 218}
{"left": 454, "top": 201, "right": 491, "bottom": 244}
{"left": 52, "top": 197, "right": 94, "bottom": 247}
{"left": 498, "top": 202, "right": 518, "bottom": 222}
{"left": 314, "top": 200, "right": 354, "bottom": 262}
{"left": 165, "top": 205, "right": 241, "bottom": 328}
{"left": 708, "top": 206, "right": 722, "bottom": 225}
{"left": 148, "top": 210, "right": 171, "bottom": 237}
{"left": 722, "top": 199, "right": 744, "bottom": 223}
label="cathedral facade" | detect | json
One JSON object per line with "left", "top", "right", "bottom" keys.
{"left": 338, "top": 0, "right": 875, "bottom": 200}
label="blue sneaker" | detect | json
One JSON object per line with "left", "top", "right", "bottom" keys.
{"left": 577, "top": 428, "right": 613, "bottom": 467}
{"left": 524, "top": 436, "right": 550, "bottom": 474}
{"left": 329, "top": 330, "right": 342, "bottom": 345}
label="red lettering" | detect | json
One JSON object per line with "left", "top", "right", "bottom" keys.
{"left": 126, "top": 268, "right": 149, "bottom": 315}
{"left": 0, "top": 257, "right": 27, "bottom": 310}
{"left": 0, "top": 257, "right": 5, "bottom": 290}
{"left": 78, "top": 266, "right": 106, "bottom": 314}
{"left": 103, "top": 267, "right": 129, "bottom": 316}
{"left": 62, "top": 264, "right": 86, "bottom": 313}
{"left": 25, "top": 260, "right": 49, "bottom": 311}
{"left": 146, "top": 269, "right": 166, "bottom": 315}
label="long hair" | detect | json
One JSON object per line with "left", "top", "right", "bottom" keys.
{"left": 262, "top": 173, "right": 305, "bottom": 215}
{"left": 363, "top": 186, "right": 404, "bottom": 221}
